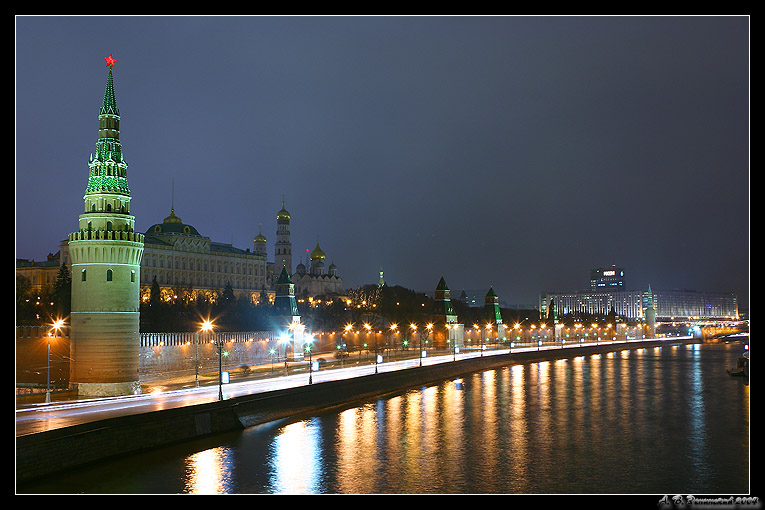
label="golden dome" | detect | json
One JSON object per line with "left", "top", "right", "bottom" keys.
{"left": 163, "top": 208, "right": 182, "bottom": 224}
{"left": 310, "top": 241, "right": 325, "bottom": 261}
{"left": 253, "top": 224, "right": 266, "bottom": 243}
{"left": 276, "top": 198, "right": 290, "bottom": 220}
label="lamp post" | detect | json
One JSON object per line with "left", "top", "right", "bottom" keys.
{"left": 447, "top": 324, "right": 456, "bottom": 361}
{"left": 425, "top": 323, "right": 433, "bottom": 365}
{"left": 46, "top": 319, "right": 65, "bottom": 403}
{"left": 409, "top": 323, "right": 419, "bottom": 366}
{"left": 365, "top": 323, "right": 376, "bottom": 373}
{"left": 280, "top": 334, "right": 290, "bottom": 376}
{"left": 306, "top": 338, "right": 313, "bottom": 385}
{"left": 201, "top": 320, "right": 224, "bottom": 401}
{"left": 344, "top": 323, "right": 353, "bottom": 367}
{"left": 389, "top": 323, "right": 398, "bottom": 362}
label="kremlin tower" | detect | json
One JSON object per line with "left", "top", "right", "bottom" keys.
{"left": 67, "top": 55, "right": 145, "bottom": 396}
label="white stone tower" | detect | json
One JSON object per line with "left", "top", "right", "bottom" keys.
{"left": 67, "top": 55, "right": 145, "bottom": 397}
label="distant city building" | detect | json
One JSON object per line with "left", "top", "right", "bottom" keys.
{"left": 540, "top": 288, "right": 738, "bottom": 322}
{"left": 541, "top": 282, "right": 738, "bottom": 323}
{"left": 541, "top": 265, "right": 739, "bottom": 322}
{"left": 16, "top": 253, "right": 61, "bottom": 295}
{"left": 590, "top": 266, "right": 625, "bottom": 291}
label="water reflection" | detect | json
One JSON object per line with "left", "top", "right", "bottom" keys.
{"left": 184, "top": 447, "right": 233, "bottom": 494}
{"left": 193, "top": 344, "right": 741, "bottom": 494}
{"left": 335, "top": 405, "right": 377, "bottom": 493}
{"left": 268, "top": 419, "right": 322, "bottom": 494}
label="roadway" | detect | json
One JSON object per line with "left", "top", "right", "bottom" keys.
{"left": 15, "top": 337, "right": 693, "bottom": 437}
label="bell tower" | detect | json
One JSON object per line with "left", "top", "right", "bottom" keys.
{"left": 68, "top": 55, "right": 145, "bottom": 396}
{"left": 275, "top": 197, "right": 292, "bottom": 274}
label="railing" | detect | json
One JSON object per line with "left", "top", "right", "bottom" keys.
{"left": 140, "top": 331, "right": 280, "bottom": 347}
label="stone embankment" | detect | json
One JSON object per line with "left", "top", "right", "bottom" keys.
{"left": 16, "top": 338, "right": 697, "bottom": 484}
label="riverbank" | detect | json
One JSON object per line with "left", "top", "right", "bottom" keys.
{"left": 16, "top": 338, "right": 699, "bottom": 484}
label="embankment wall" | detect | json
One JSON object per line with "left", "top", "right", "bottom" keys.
{"left": 16, "top": 339, "right": 697, "bottom": 484}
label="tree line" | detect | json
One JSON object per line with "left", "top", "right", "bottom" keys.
{"left": 17, "top": 266, "right": 544, "bottom": 333}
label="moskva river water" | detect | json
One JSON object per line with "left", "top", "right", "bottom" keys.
{"left": 19, "top": 342, "right": 749, "bottom": 495}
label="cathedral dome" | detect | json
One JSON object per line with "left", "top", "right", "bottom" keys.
{"left": 253, "top": 225, "right": 266, "bottom": 243}
{"left": 310, "top": 241, "right": 325, "bottom": 261}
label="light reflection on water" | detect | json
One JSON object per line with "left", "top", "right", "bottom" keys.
{"left": 184, "top": 447, "right": 232, "bottom": 494}
{"left": 18, "top": 342, "right": 749, "bottom": 494}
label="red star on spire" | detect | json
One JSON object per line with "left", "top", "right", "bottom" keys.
{"left": 104, "top": 54, "right": 117, "bottom": 67}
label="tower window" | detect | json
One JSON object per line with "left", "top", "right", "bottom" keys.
{"left": 131, "top": 270, "right": 136, "bottom": 282}
{"left": 106, "top": 269, "right": 113, "bottom": 281}
{"left": 81, "top": 269, "right": 86, "bottom": 281}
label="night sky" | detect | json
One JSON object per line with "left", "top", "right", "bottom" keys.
{"left": 15, "top": 16, "right": 749, "bottom": 309}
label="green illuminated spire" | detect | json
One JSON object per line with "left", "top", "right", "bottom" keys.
{"left": 85, "top": 67, "right": 130, "bottom": 196}
{"left": 100, "top": 67, "right": 119, "bottom": 116}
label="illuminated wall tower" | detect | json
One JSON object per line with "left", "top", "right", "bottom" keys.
{"left": 67, "top": 56, "right": 145, "bottom": 396}
{"left": 272, "top": 267, "right": 304, "bottom": 360}
{"left": 483, "top": 287, "right": 507, "bottom": 341}
{"left": 432, "top": 276, "right": 464, "bottom": 348}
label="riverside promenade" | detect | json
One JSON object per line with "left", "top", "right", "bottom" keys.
{"left": 16, "top": 336, "right": 699, "bottom": 483}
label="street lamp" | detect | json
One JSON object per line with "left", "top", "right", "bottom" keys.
{"left": 280, "top": 334, "right": 290, "bottom": 376}
{"left": 46, "top": 319, "right": 65, "bottom": 403}
{"left": 305, "top": 336, "right": 314, "bottom": 385}
{"left": 201, "top": 320, "right": 225, "bottom": 401}
{"left": 425, "top": 323, "right": 433, "bottom": 365}
{"left": 447, "top": 324, "right": 457, "bottom": 361}
{"left": 408, "top": 323, "right": 418, "bottom": 366}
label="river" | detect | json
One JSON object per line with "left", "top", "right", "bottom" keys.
{"left": 18, "top": 341, "right": 749, "bottom": 495}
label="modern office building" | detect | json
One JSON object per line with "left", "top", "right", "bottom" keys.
{"left": 590, "top": 266, "right": 626, "bottom": 291}
{"left": 540, "top": 284, "right": 739, "bottom": 322}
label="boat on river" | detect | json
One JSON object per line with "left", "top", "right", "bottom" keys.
{"left": 727, "top": 345, "right": 749, "bottom": 377}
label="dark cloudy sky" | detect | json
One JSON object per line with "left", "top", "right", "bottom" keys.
{"left": 15, "top": 16, "right": 749, "bottom": 308}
